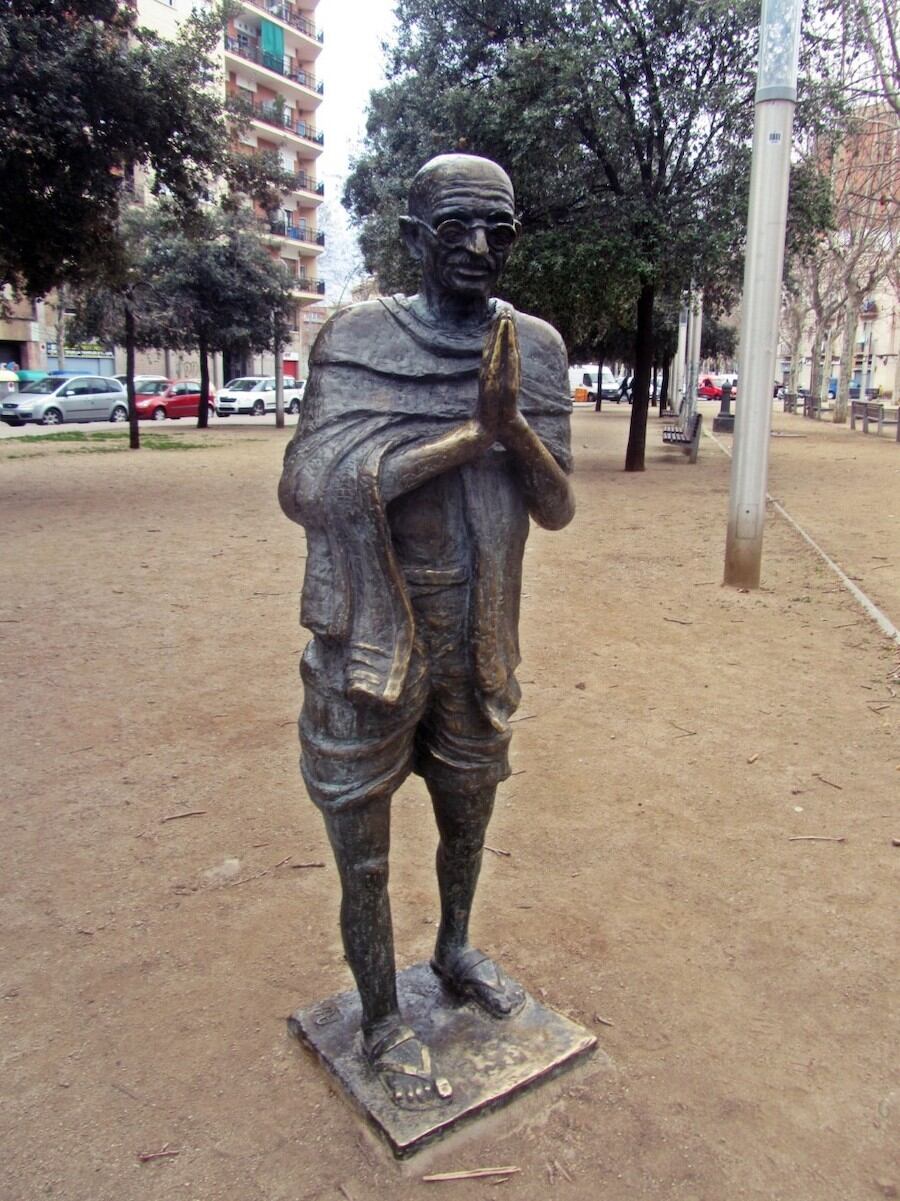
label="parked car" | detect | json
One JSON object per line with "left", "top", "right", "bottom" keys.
{"left": 216, "top": 376, "right": 305, "bottom": 417}
{"left": 0, "top": 375, "right": 128, "bottom": 426}
{"left": 134, "top": 379, "right": 217, "bottom": 421}
{"left": 114, "top": 374, "right": 169, "bottom": 393}
{"left": 697, "top": 374, "right": 738, "bottom": 401}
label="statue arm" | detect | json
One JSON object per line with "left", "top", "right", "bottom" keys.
{"left": 380, "top": 420, "right": 494, "bottom": 503}
{"left": 498, "top": 415, "right": 575, "bottom": 530}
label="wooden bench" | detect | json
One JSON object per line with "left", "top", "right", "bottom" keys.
{"left": 662, "top": 412, "right": 703, "bottom": 462}
{"left": 803, "top": 393, "right": 831, "bottom": 420}
{"left": 850, "top": 399, "right": 900, "bottom": 440}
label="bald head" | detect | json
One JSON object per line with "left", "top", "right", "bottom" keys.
{"left": 408, "top": 154, "right": 515, "bottom": 220}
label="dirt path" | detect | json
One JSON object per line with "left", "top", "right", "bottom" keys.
{"left": 1, "top": 410, "right": 897, "bottom": 1201}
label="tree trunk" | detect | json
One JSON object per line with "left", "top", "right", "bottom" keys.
{"left": 625, "top": 282, "right": 654, "bottom": 472}
{"left": 125, "top": 301, "right": 139, "bottom": 451}
{"left": 274, "top": 334, "right": 284, "bottom": 430}
{"left": 819, "top": 331, "right": 835, "bottom": 406}
{"left": 808, "top": 321, "right": 824, "bottom": 401}
{"left": 55, "top": 285, "right": 67, "bottom": 374}
{"left": 833, "top": 287, "right": 859, "bottom": 424}
{"left": 197, "top": 329, "right": 210, "bottom": 429}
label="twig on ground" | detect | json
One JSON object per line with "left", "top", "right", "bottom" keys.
{"left": 812, "top": 773, "right": 843, "bottom": 790}
{"left": 788, "top": 835, "right": 846, "bottom": 843}
{"left": 747, "top": 753, "right": 759, "bottom": 764}
{"left": 663, "top": 617, "right": 693, "bottom": 626}
{"left": 485, "top": 845, "right": 511, "bottom": 858}
{"left": 160, "top": 810, "right": 207, "bottom": 824}
{"left": 510, "top": 769, "right": 528, "bottom": 777}
{"left": 137, "top": 1144, "right": 179, "bottom": 1163}
{"left": 338, "top": 1185, "right": 355, "bottom": 1201}
{"left": 553, "top": 1158, "right": 574, "bottom": 1183}
{"left": 868, "top": 703, "right": 890, "bottom": 713}
{"left": 229, "top": 856, "right": 291, "bottom": 886}
{"left": 291, "top": 861, "right": 325, "bottom": 870}
{"left": 592, "top": 1013, "right": 615, "bottom": 1027}
{"left": 668, "top": 721, "right": 697, "bottom": 737}
{"left": 508, "top": 713, "right": 537, "bottom": 723}
{"left": 423, "top": 1167, "right": 521, "bottom": 1183}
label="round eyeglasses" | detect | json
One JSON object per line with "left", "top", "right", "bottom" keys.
{"left": 409, "top": 215, "right": 520, "bottom": 251}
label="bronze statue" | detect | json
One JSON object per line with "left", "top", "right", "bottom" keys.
{"left": 279, "top": 154, "right": 574, "bottom": 1114}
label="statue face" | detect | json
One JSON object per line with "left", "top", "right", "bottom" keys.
{"left": 413, "top": 161, "right": 517, "bottom": 302}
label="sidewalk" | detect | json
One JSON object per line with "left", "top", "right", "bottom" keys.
{"left": 0, "top": 411, "right": 897, "bottom": 1201}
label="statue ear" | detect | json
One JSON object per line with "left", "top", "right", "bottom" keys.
{"left": 399, "top": 215, "right": 424, "bottom": 261}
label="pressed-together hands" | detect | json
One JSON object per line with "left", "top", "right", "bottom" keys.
{"left": 476, "top": 310, "right": 522, "bottom": 445}
{"left": 378, "top": 310, "right": 573, "bottom": 529}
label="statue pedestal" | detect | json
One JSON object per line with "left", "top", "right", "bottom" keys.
{"left": 288, "top": 962, "right": 600, "bottom": 1158}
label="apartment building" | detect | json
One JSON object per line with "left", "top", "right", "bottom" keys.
{"left": 122, "top": 0, "right": 326, "bottom": 381}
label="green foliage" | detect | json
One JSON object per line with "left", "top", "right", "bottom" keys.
{"left": 345, "top": 0, "right": 759, "bottom": 338}
{"left": 71, "top": 203, "right": 296, "bottom": 358}
{"left": 0, "top": 0, "right": 278, "bottom": 298}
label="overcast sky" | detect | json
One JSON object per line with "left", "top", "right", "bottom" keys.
{"left": 315, "top": 0, "right": 399, "bottom": 297}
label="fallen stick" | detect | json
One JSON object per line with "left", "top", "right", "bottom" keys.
{"left": 812, "top": 773, "right": 842, "bottom": 790}
{"left": 137, "top": 1144, "right": 179, "bottom": 1163}
{"left": 593, "top": 1013, "right": 615, "bottom": 1027}
{"left": 423, "top": 1167, "right": 521, "bottom": 1183}
{"left": 485, "top": 845, "right": 511, "bottom": 858}
{"left": 508, "top": 713, "right": 537, "bottom": 724}
{"left": 669, "top": 722, "right": 697, "bottom": 737}
{"left": 663, "top": 616, "right": 693, "bottom": 626}
{"left": 160, "top": 810, "right": 207, "bottom": 824}
{"left": 788, "top": 835, "right": 846, "bottom": 843}
{"left": 291, "top": 861, "right": 325, "bottom": 870}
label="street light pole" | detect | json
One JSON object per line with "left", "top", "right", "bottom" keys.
{"left": 685, "top": 288, "right": 703, "bottom": 419}
{"left": 724, "top": 0, "right": 803, "bottom": 589}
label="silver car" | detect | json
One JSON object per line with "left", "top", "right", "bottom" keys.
{"left": 0, "top": 375, "right": 128, "bottom": 426}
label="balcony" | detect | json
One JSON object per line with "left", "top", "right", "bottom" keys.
{"left": 241, "top": 1, "right": 324, "bottom": 43}
{"left": 296, "top": 277, "right": 326, "bottom": 295}
{"left": 293, "top": 171, "right": 324, "bottom": 195}
{"left": 225, "top": 36, "right": 324, "bottom": 94}
{"left": 247, "top": 100, "right": 324, "bottom": 146}
{"left": 263, "top": 218, "right": 326, "bottom": 246}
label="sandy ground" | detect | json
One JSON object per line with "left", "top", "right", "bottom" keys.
{"left": 1, "top": 404, "right": 898, "bottom": 1201}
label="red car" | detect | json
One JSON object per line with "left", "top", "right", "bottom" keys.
{"left": 133, "top": 379, "right": 217, "bottom": 421}
{"left": 697, "top": 375, "right": 738, "bottom": 401}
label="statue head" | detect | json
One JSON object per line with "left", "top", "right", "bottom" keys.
{"left": 400, "top": 154, "right": 520, "bottom": 305}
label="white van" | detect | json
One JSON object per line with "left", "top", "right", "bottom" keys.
{"left": 569, "top": 364, "right": 620, "bottom": 405}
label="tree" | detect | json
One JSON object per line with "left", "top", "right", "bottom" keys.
{"left": 143, "top": 207, "right": 297, "bottom": 429}
{"left": 345, "top": 0, "right": 760, "bottom": 470}
{"left": 0, "top": 0, "right": 234, "bottom": 298}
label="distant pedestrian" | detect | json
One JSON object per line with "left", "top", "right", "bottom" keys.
{"left": 617, "top": 375, "right": 631, "bottom": 403}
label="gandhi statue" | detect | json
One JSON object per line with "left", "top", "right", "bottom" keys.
{"left": 279, "top": 154, "right": 574, "bottom": 1110}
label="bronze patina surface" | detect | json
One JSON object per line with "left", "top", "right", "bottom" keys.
{"left": 288, "top": 963, "right": 599, "bottom": 1158}
{"left": 279, "top": 153, "right": 576, "bottom": 1123}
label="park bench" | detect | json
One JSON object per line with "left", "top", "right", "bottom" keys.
{"left": 850, "top": 399, "right": 900, "bottom": 440}
{"left": 803, "top": 393, "right": 830, "bottom": 420}
{"left": 662, "top": 411, "right": 703, "bottom": 462}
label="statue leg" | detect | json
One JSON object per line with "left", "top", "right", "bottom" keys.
{"left": 324, "top": 797, "right": 453, "bottom": 1108}
{"left": 322, "top": 798, "right": 397, "bottom": 1036}
{"left": 428, "top": 780, "right": 525, "bottom": 1018}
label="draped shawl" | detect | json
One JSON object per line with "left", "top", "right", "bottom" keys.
{"left": 279, "top": 295, "right": 572, "bottom": 724}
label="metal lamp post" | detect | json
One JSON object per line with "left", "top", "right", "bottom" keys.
{"left": 724, "top": 0, "right": 803, "bottom": 589}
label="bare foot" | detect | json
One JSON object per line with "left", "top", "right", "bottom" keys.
{"left": 431, "top": 947, "right": 526, "bottom": 1018}
{"left": 363, "top": 1020, "right": 453, "bottom": 1110}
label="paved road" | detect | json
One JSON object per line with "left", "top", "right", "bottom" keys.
{"left": 0, "top": 413, "right": 300, "bottom": 438}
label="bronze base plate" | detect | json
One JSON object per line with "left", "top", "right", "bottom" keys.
{"left": 287, "top": 962, "right": 599, "bottom": 1158}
